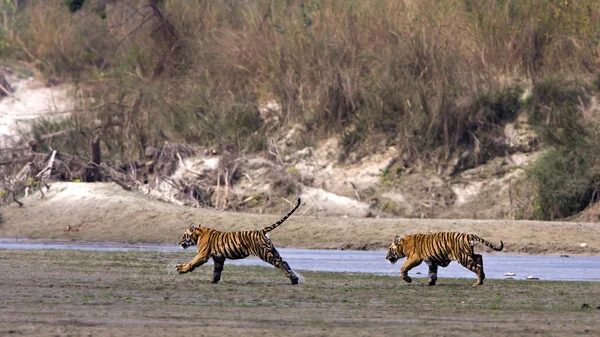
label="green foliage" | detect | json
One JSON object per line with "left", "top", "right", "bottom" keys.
{"left": 529, "top": 146, "right": 600, "bottom": 220}
{"left": 286, "top": 167, "right": 299, "bottom": 174}
{"left": 25, "top": 177, "right": 38, "bottom": 188}
{"left": 477, "top": 86, "right": 523, "bottom": 126}
{"left": 31, "top": 117, "right": 89, "bottom": 157}
{"left": 380, "top": 162, "right": 406, "bottom": 186}
{"left": 526, "top": 76, "right": 599, "bottom": 220}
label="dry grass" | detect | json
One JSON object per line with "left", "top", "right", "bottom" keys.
{"left": 2, "top": 0, "right": 599, "bottom": 160}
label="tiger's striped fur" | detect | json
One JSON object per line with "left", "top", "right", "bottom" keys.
{"left": 386, "top": 232, "right": 503, "bottom": 286}
{"left": 176, "top": 198, "right": 301, "bottom": 284}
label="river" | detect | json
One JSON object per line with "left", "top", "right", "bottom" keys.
{"left": 1, "top": 238, "right": 598, "bottom": 282}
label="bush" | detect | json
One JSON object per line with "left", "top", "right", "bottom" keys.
{"left": 526, "top": 76, "right": 600, "bottom": 220}
{"left": 529, "top": 146, "right": 600, "bottom": 220}
{"left": 528, "top": 77, "right": 589, "bottom": 147}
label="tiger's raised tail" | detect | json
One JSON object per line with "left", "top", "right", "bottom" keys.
{"left": 262, "top": 198, "right": 301, "bottom": 233}
{"left": 472, "top": 235, "right": 504, "bottom": 251}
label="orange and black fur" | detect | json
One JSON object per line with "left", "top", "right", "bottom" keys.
{"left": 386, "top": 232, "right": 503, "bottom": 286}
{"left": 176, "top": 198, "right": 301, "bottom": 284}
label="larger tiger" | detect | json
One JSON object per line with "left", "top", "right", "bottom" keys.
{"left": 386, "top": 232, "right": 503, "bottom": 286}
{"left": 176, "top": 198, "right": 301, "bottom": 284}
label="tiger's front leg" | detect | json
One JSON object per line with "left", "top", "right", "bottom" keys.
{"left": 176, "top": 254, "right": 209, "bottom": 274}
{"left": 399, "top": 257, "right": 422, "bottom": 283}
{"left": 425, "top": 260, "right": 438, "bottom": 286}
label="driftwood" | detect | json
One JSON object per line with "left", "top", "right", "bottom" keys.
{"left": 0, "top": 151, "right": 54, "bottom": 207}
{"left": 29, "top": 150, "right": 56, "bottom": 198}
{"left": 2, "top": 141, "right": 264, "bottom": 212}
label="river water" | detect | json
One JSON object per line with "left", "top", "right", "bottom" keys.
{"left": 1, "top": 238, "right": 599, "bottom": 282}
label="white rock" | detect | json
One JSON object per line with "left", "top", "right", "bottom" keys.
{"left": 527, "top": 276, "right": 539, "bottom": 280}
{"left": 504, "top": 272, "right": 516, "bottom": 276}
{"left": 580, "top": 243, "right": 588, "bottom": 248}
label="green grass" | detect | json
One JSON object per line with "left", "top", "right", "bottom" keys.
{"left": 1, "top": 249, "right": 599, "bottom": 335}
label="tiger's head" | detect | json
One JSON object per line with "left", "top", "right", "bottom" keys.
{"left": 179, "top": 223, "right": 201, "bottom": 249}
{"left": 386, "top": 235, "right": 405, "bottom": 264}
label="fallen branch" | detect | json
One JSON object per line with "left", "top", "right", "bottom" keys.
{"left": 37, "top": 150, "right": 56, "bottom": 179}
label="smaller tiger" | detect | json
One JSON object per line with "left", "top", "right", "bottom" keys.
{"left": 386, "top": 232, "right": 503, "bottom": 286}
{"left": 176, "top": 198, "right": 301, "bottom": 284}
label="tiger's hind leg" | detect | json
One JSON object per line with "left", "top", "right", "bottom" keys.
{"left": 211, "top": 256, "right": 226, "bottom": 284}
{"left": 473, "top": 253, "right": 485, "bottom": 284}
{"left": 259, "top": 245, "right": 299, "bottom": 285}
{"left": 459, "top": 254, "right": 485, "bottom": 286}
{"left": 425, "top": 260, "right": 438, "bottom": 286}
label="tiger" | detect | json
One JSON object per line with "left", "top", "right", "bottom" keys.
{"left": 386, "top": 232, "right": 504, "bottom": 286}
{"left": 176, "top": 198, "right": 302, "bottom": 285}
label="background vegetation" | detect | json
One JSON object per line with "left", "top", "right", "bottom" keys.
{"left": 1, "top": 0, "right": 600, "bottom": 220}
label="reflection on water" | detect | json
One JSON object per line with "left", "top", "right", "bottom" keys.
{"left": 1, "top": 238, "right": 598, "bottom": 282}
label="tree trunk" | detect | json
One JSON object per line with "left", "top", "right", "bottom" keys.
{"left": 87, "top": 135, "right": 102, "bottom": 182}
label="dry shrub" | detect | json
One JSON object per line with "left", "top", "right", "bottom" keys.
{"left": 20, "top": 1, "right": 112, "bottom": 78}
{"left": 149, "top": 143, "right": 196, "bottom": 178}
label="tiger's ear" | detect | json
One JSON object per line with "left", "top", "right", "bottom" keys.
{"left": 394, "top": 236, "right": 401, "bottom": 245}
{"left": 188, "top": 223, "right": 197, "bottom": 231}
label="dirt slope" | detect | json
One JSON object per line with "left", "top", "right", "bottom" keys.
{"left": 0, "top": 66, "right": 74, "bottom": 148}
{"left": 2, "top": 182, "right": 599, "bottom": 255}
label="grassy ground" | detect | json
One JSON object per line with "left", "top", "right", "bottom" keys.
{"left": 1, "top": 249, "right": 599, "bottom": 336}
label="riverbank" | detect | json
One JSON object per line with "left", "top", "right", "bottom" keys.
{"left": 2, "top": 182, "right": 600, "bottom": 255}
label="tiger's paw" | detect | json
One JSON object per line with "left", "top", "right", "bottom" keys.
{"left": 175, "top": 264, "right": 188, "bottom": 274}
{"left": 401, "top": 275, "right": 412, "bottom": 283}
{"left": 425, "top": 277, "right": 437, "bottom": 286}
